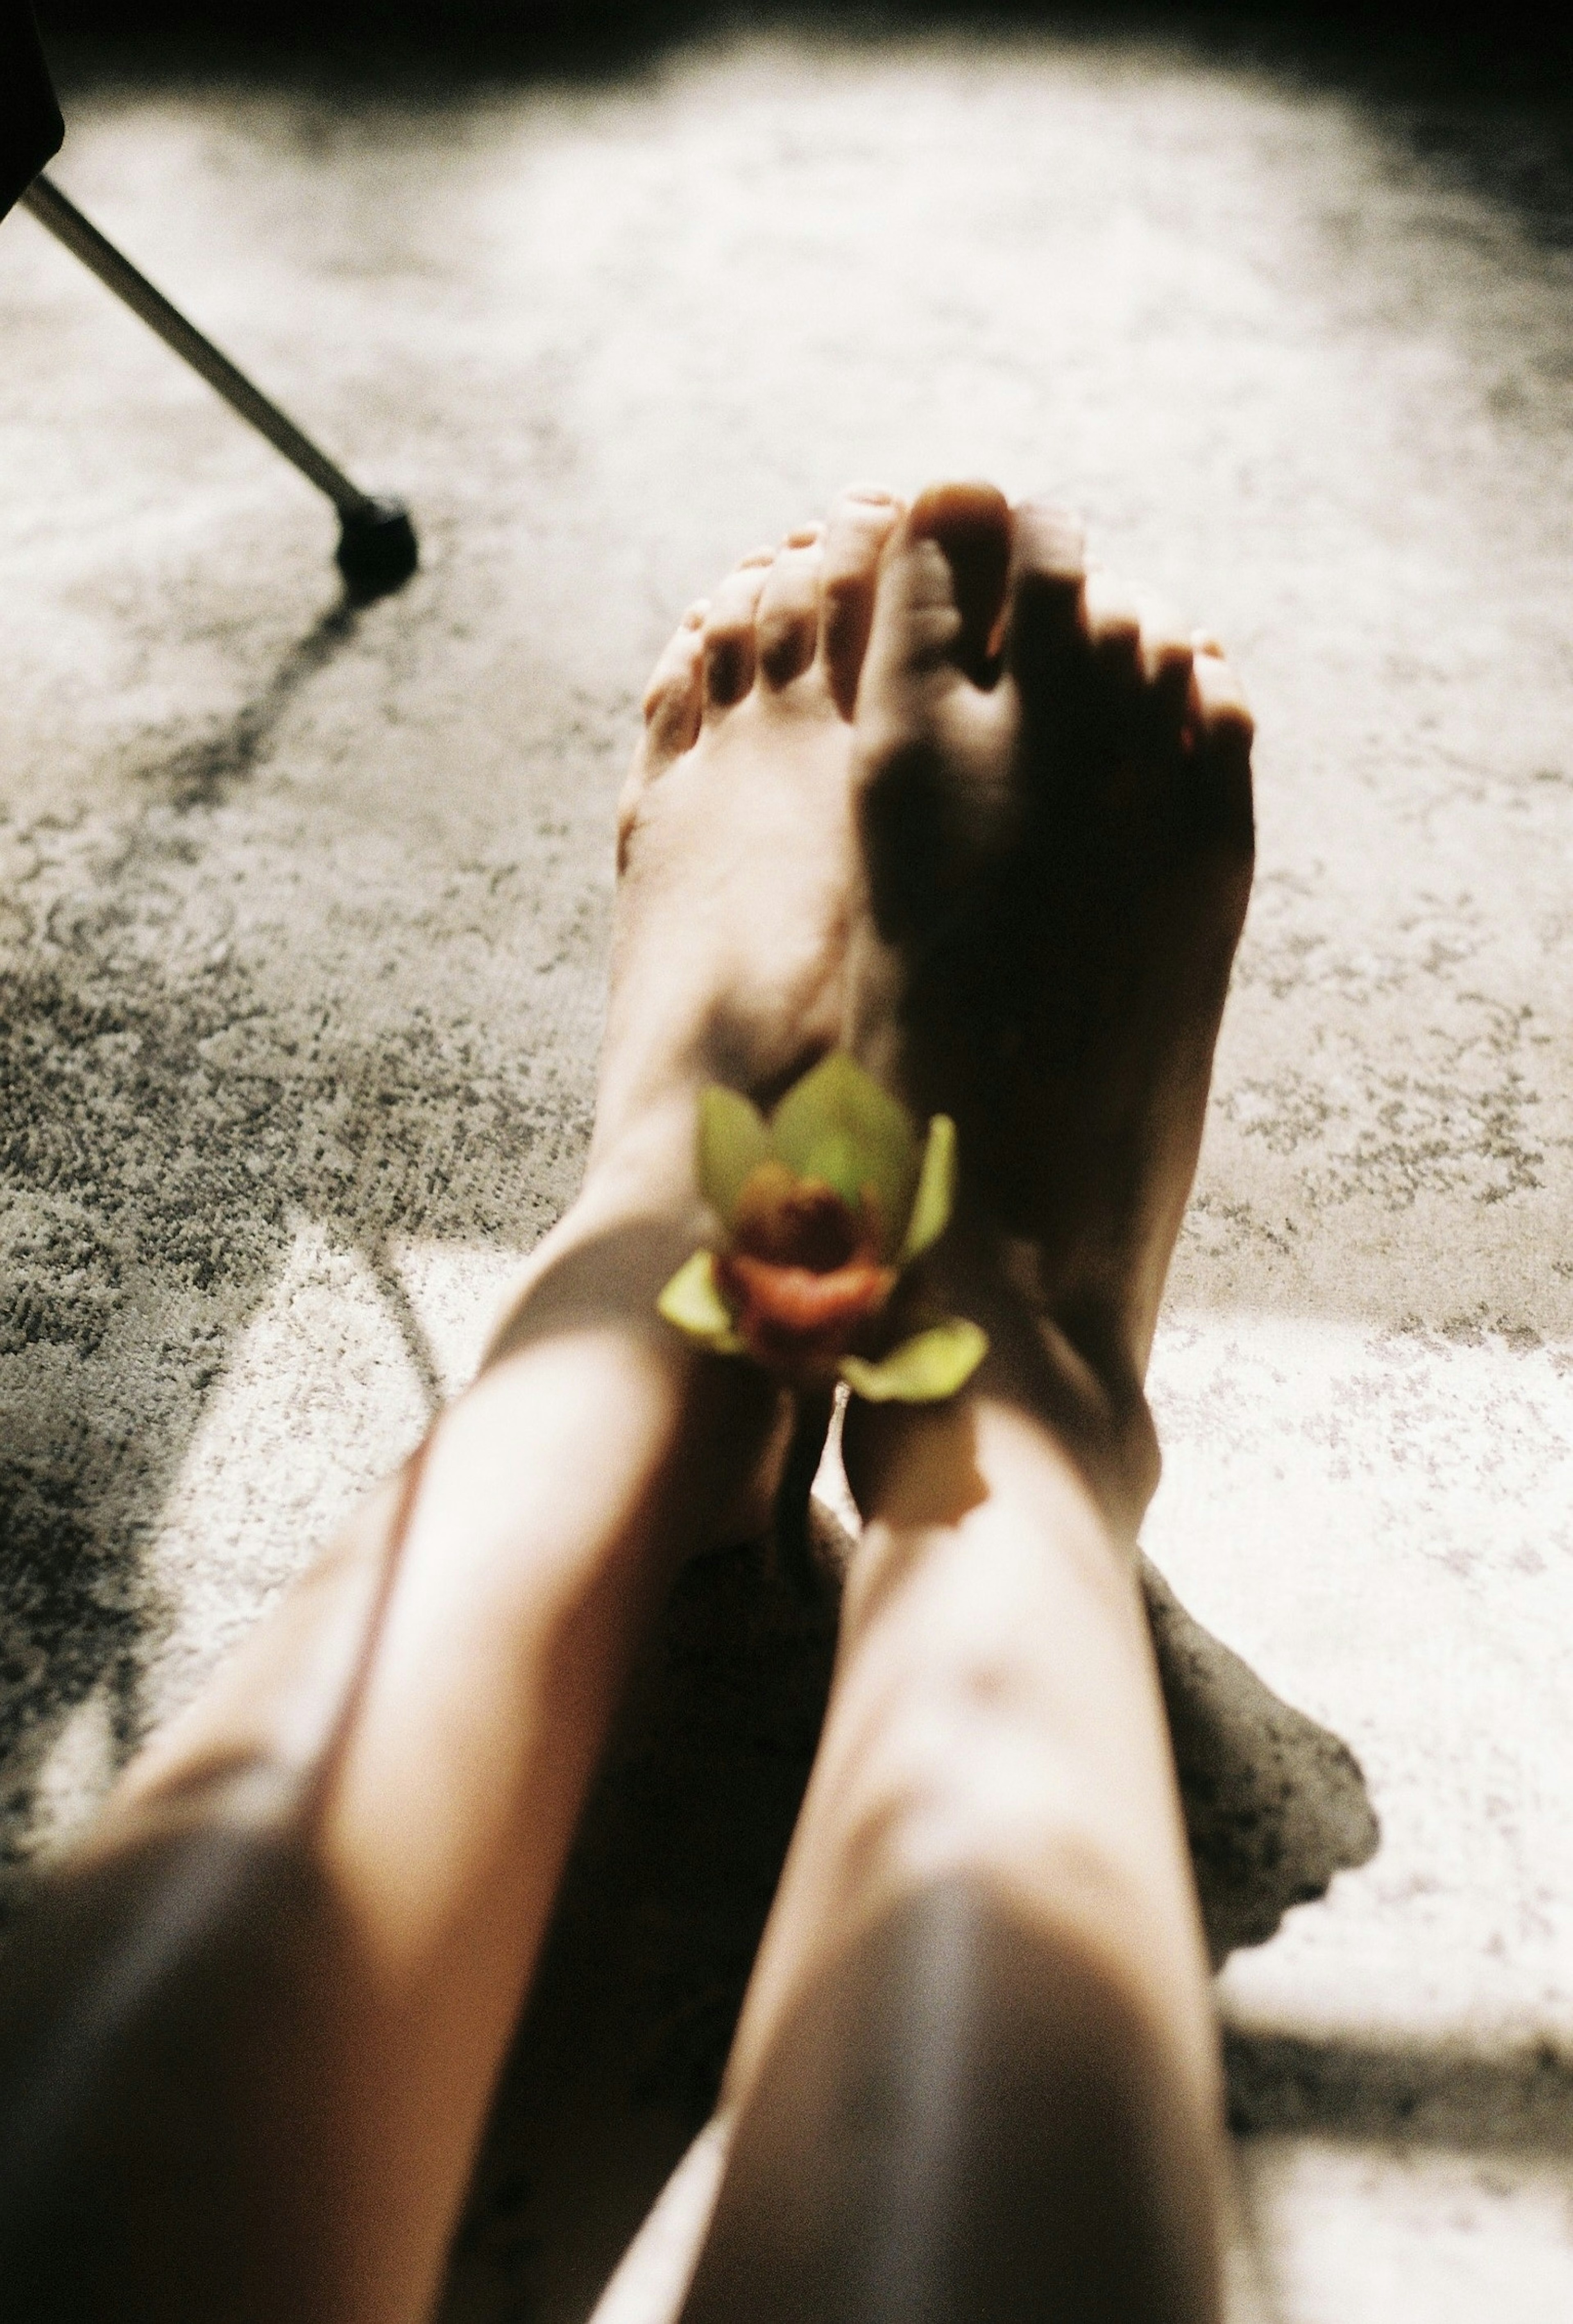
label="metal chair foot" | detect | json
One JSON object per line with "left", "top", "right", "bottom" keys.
{"left": 335, "top": 499, "right": 419, "bottom": 599}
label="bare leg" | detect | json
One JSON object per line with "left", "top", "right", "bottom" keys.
{"left": 0, "top": 492, "right": 903, "bottom": 2324}
{"left": 679, "top": 485, "right": 1255, "bottom": 2324}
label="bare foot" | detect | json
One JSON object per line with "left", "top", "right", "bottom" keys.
{"left": 847, "top": 483, "right": 1253, "bottom": 1474}
{"left": 593, "top": 486, "right": 903, "bottom": 1170}
{"left": 495, "top": 489, "right": 903, "bottom": 1535}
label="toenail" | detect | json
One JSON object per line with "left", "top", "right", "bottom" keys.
{"left": 682, "top": 602, "right": 709, "bottom": 628}
{"left": 785, "top": 523, "right": 824, "bottom": 547}
{"left": 739, "top": 547, "right": 776, "bottom": 569}
{"left": 846, "top": 485, "right": 896, "bottom": 506}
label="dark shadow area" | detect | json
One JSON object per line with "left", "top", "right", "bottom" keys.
{"left": 160, "top": 595, "right": 362, "bottom": 811}
{"left": 1371, "top": 100, "right": 1573, "bottom": 252}
{"left": 441, "top": 1524, "right": 843, "bottom": 2322}
{"left": 1143, "top": 1557, "right": 1380, "bottom": 1968}
{"left": 1226, "top": 2022, "right": 1573, "bottom": 2155}
{"left": 676, "top": 1868, "right": 1219, "bottom": 2324}
{"left": 0, "top": 1765, "right": 324, "bottom": 2321}
{"left": 27, "top": 0, "right": 1573, "bottom": 104}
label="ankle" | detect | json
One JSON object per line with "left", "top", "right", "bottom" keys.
{"left": 849, "top": 1234, "right": 1160, "bottom": 1541}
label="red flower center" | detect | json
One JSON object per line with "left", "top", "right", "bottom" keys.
{"left": 718, "top": 1163, "right": 896, "bottom": 1377}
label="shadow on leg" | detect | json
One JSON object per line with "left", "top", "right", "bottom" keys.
{"left": 678, "top": 1874, "right": 1220, "bottom": 2324}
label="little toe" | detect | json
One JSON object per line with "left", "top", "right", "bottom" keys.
{"left": 756, "top": 529, "right": 827, "bottom": 689}
{"left": 820, "top": 485, "right": 904, "bottom": 717}
{"left": 619, "top": 604, "right": 707, "bottom": 860}
{"left": 639, "top": 601, "right": 708, "bottom": 771}
{"left": 1187, "top": 643, "right": 1256, "bottom": 848}
{"left": 703, "top": 556, "right": 775, "bottom": 710}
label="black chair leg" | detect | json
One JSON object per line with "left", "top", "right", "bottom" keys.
{"left": 0, "top": 0, "right": 61, "bottom": 222}
{"left": 21, "top": 174, "right": 419, "bottom": 599}
{"left": 3, "top": 5, "right": 417, "bottom": 600}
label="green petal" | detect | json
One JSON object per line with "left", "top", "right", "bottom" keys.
{"left": 900, "top": 1114, "right": 957, "bottom": 1263}
{"left": 839, "top": 1319, "right": 989, "bottom": 1403}
{"left": 769, "top": 1054, "right": 920, "bottom": 1257}
{"left": 698, "top": 1087, "right": 772, "bottom": 1223}
{"left": 657, "top": 1251, "right": 746, "bottom": 1353}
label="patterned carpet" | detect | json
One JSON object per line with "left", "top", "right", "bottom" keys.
{"left": 2, "top": 25, "right": 1571, "bottom": 2317}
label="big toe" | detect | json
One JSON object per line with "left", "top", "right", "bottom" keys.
{"left": 860, "top": 481, "right": 1013, "bottom": 716}
{"left": 850, "top": 483, "right": 1016, "bottom": 942}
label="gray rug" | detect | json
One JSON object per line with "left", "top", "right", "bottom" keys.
{"left": 3, "top": 28, "right": 1572, "bottom": 2319}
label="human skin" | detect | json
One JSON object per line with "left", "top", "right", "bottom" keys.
{"left": 673, "top": 486, "right": 1255, "bottom": 2324}
{"left": 0, "top": 476, "right": 1253, "bottom": 2324}
{"left": 0, "top": 487, "right": 902, "bottom": 2324}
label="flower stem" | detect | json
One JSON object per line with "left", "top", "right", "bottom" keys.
{"left": 773, "top": 1387, "right": 835, "bottom": 1598}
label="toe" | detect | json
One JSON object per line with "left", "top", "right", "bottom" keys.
{"left": 1083, "top": 566, "right": 1145, "bottom": 698}
{"left": 1187, "top": 643, "right": 1256, "bottom": 847}
{"left": 861, "top": 481, "right": 1013, "bottom": 712}
{"left": 755, "top": 526, "right": 826, "bottom": 689}
{"left": 640, "top": 601, "right": 708, "bottom": 770}
{"left": 852, "top": 483, "right": 1016, "bottom": 943}
{"left": 619, "top": 602, "right": 707, "bottom": 865}
{"left": 820, "top": 485, "right": 904, "bottom": 717}
{"left": 702, "top": 554, "right": 774, "bottom": 710}
{"left": 1003, "top": 499, "right": 1087, "bottom": 693}
{"left": 1134, "top": 588, "right": 1195, "bottom": 745}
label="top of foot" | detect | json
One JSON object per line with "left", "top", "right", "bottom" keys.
{"left": 593, "top": 486, "right": 904, "bottom": 1180}
{"left": 845, "top": 481, "right": 1255, "bottom": 1414}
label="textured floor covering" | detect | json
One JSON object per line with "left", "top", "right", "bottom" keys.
{"left": 2, "top": 23, "right": 1572, "bottom": 2319}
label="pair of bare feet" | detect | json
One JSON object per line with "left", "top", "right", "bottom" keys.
{"left": 591, "top": 481, "right": 1254, "bottom": 2324}
{"left": 604, "top": 477, "right": 1252, "bottom": 1524}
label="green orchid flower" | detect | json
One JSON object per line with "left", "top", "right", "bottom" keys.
{"left": 657, "top": 1053, "right": 987, "bottom": 1403}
